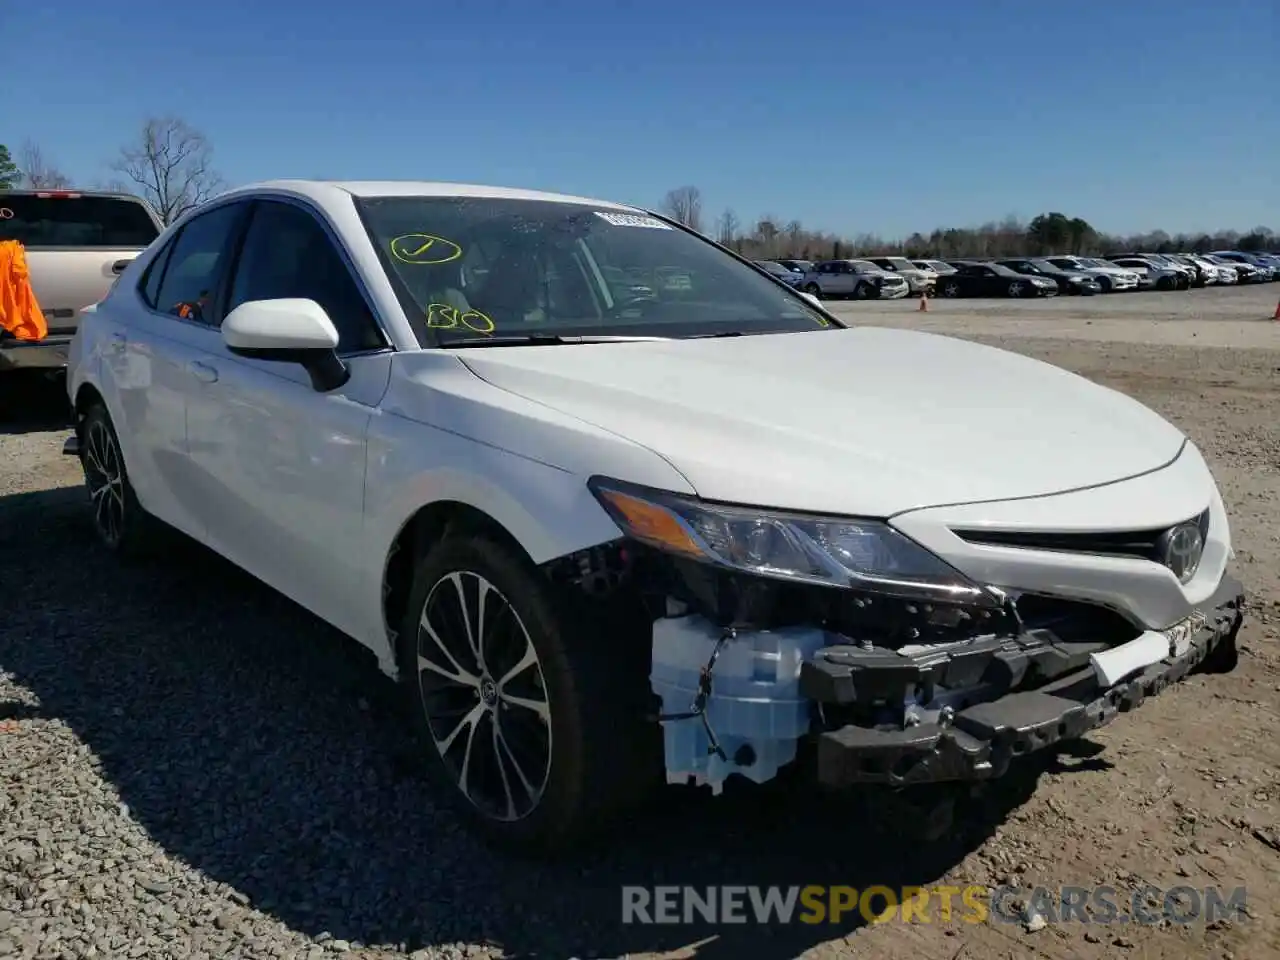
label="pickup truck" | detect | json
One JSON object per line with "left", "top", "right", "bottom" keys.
{"left": 0, "top": 189, "right": 163, "bottom": 374}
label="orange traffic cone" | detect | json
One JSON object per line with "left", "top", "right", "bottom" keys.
{"left": 919, "top": 292, "right": 928, "bottom": 312}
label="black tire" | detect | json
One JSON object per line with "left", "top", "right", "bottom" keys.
{"left": 1008, "top": 281, "right": 1024, "bottom": 298}
{"left": 1156, "top": 275, "right": 1175, "bottom": 291}
{"left": 855, "top": 282, "right": 873, "bottom": 299}
{"left": 1097, "top": 276, "right": 1112, "bottom": 293}
{"left": 941, "top": 280, "right": 961, "bottom": 298}
{"left": 78, "top": 403, "right": 166, "bottom": 560}
{"left": 398, "top": 533, "right": 656, "bottom": 856}
{"left": 803, "top": 283, "right": 822, "bottom": 298}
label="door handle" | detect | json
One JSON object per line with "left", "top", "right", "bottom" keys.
{"left": 110, "top": 258, "right": 133, "bottom": 275}
{"left": 188, "top": 360, "right": 219, "bottom": 383}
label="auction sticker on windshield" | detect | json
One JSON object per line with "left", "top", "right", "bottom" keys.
{"left": 594, "top": 211, "right": 671, "bottom": 229}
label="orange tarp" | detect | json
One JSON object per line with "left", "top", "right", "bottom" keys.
{"left": 0, "top": 240, "right": 47, "bottom": 341}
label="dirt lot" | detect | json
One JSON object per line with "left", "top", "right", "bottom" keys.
{"left": 2, "top": 283, "right": 1278, "bottom": 960}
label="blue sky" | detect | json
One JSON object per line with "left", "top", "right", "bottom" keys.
{"left": 7, "top": 0, "right": 1277, "bottom": 239}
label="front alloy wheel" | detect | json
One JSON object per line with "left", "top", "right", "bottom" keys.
{"left": 400, "top": 534, "right": 656, "bottom": 854}
{"left": 417, "top": 570, "right": 551, "bottom": 823}
{"left": 942, "top": 281, "right": 960, "bottom": 298}
{"left": 1008, "top": 281, "right": 1024, "bottom": 297}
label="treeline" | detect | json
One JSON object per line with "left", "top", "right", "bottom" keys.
{"left": 660, "top": 186, "right": 1276, "bottom": 261}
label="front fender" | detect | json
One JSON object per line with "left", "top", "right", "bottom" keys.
{"left": 357, "top": 412, "right": 685, "bottom": 672}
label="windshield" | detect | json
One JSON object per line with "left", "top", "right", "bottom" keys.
{"left": 756, "top": 260, "right": 790, "bottom": 276}
{"left": 849, "top": 260, "right": 881, "bottom": 273}
{"left": 356, "top": 196, "right": 832, "bottom": 343}
{"left": 1048, "top": 257, "right": 1080, "bottom": 269}
{"left": 1030, "top": 258, "right": 1061, "bottom": 272}
{"left": 0, "top": 194, "right": 160, "bottom": 248}
{"left": 885, "top": 257, "right": 917, "bottom": 271}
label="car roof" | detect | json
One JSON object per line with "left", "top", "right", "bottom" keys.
{"left": 213, "top": 178, "right": 642, "bottom": 212}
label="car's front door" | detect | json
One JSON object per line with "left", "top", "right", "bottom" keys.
{"left": 977, "top": 266, "right": 1007, "bottom": 295}
{"left": 182, "top": 197, "right": 394, "bottom": 640}
{"left": 831, "top": 261, "right": 859, "bottom": 296}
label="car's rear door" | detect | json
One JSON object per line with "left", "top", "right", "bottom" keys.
{"left": 182, "top": 196, "right": 393, "bottom": 640}
{"left": 99, "top": 199, "right": 250, "bottom": 540}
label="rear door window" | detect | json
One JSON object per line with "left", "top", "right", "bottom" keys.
{"left": 0, "top": 194, "right": 160, "bottom": 247}
{"left": 152, "top": 203, "right": 247, "bottom": 325}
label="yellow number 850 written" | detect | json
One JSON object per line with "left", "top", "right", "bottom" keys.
{"left": 425, "top": 303, "right": 495, "bottom": 334}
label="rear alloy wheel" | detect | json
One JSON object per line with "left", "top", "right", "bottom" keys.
{"left": 400, "top": 534, "right": 653, "bottom": 854}
{"left": 79, "top": 404, "right": 164, "bottom": 559}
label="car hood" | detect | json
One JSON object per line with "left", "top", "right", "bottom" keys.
{"left": 457, "top": 327, "right": 1187, "bottom": 517}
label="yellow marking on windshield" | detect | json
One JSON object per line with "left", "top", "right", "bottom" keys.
{"left": 389, "top": 233, "right": 463, "bottom": 265}
{"left": 425, "top": 303, "right": 495, "bottom": 334}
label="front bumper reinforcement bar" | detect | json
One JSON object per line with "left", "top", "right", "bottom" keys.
{"left": 804, "top": 575, "right": 1246, "bottom": 788}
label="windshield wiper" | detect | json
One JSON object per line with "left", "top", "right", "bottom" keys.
{"left": 438, "top": 334, "right": 670, "bottom": 348}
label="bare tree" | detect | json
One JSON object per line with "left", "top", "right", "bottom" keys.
{"left": 19, "top": 140, "right": 73, "bottom": 189}
{"left": 716, "top": 208, "right": 740, "bottom": 248}
{"left": 661, "top": 185, "right": 703, "bottom": 232}
{"left": 783, "top": 220, "right": 803, "bottom": 255}
{"left": 755, "top": 216, "right": 780, "bottom": 258}
{"left": 110, "top": 117, "right": 226, "bottom": 225}
{"left": 89, "top": 178, "right": 135, "bottom": 194}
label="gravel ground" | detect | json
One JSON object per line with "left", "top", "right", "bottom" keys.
{"left": 2, "top": 282, "right": 1279, "bottom": 959}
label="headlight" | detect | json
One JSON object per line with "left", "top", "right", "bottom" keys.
{"left": 588, "top": 478, "right": 994, "bottom": 605}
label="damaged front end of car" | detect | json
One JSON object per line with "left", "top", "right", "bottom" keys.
{"left": 542, "top": 477, "right": 1247, "bottom": 798}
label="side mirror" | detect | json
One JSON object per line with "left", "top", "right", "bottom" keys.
{"left": 221, "top": 298, "right": 350, "bottom": 392}
{"left": 800, "top": 291, "right": 821, "bottom": 306}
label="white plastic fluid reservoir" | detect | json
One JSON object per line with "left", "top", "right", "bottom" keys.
{"left": 649, "top": 616, "right": 827, "bottom": 793}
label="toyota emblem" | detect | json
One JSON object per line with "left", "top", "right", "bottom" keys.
{"left": 1158, "top": 522, "right": 1204, "bottom": 584}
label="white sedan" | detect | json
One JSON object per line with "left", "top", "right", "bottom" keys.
{"left": 64, "top": 179, "right": 1247, "bottom": 854}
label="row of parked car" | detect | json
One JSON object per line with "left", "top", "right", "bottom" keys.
{"left": 754, "top": 250, "right": 1280, "bottom": 300}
